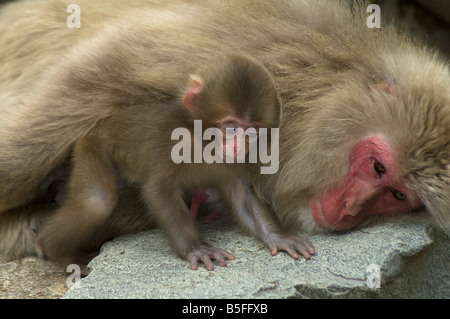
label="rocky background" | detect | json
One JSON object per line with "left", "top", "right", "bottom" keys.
{"left": 375, "top": 0, "right": 450, "bottom": 57}
{"left": 1, "top": 0, "right": 449, "bottom": 299}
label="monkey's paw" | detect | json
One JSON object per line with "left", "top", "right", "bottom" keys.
{"left": 186, "top": 243, "right": 235, "bottom": 271}
{"left": 265, "top": 233, "right": 315, "bottom": 260}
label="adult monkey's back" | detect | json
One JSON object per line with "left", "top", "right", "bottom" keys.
{"left": 0, "top": 0, "right": 449, "bottom": 259}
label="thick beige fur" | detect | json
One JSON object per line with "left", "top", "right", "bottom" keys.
{"left": 0, "top": 0, "right": 448, "bottom": 258}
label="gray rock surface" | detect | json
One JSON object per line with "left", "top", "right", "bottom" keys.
{"left": 63, "top": 212, "right": 449, "bottom": 299}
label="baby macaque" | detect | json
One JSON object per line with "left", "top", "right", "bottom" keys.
{"left": 37, "top": 54, "right": 315, "bottom": 272}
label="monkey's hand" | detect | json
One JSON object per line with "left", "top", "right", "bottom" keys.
{"left": 230, "top": 179, "right": 315, "bottom": 260}
{"left": 264, "top": 233, "right": 315, "bottom": 260}
{"left": 185, "top": 242, "right": 235, "bottom": 271}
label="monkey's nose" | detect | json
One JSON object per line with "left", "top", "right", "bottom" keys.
{"left": 342, "top": 201, "right": 360, "bottom": 217}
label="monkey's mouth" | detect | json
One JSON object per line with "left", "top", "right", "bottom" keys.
{"left": 311, "top": 200, "right": 359, "bottom": 231}
{"left": 311, "top": 200, "right": 333, "bottom": 230}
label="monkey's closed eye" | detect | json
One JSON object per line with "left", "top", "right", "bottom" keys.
{"left": 247, "top": 132, "right": 258, "bottom": 141}
{"left": 374, "top": 160, "right": 386, "bottom": 177}
{"left": 392, "top": 190, "right": 406, "bottom": 201}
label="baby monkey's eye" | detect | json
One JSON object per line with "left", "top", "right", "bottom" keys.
{"left": 246, "top": 131, "right": 258, "bottom": 141}
{"left": 374, "top": 160, "right": 386, "bottom": 177}
{"left": 225, "top": 127, "right": 238, "bottom": 137}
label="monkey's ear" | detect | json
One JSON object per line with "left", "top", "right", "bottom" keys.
{"left": 184, "top": 75, "right": 204, "bottom": 112}
{"left": 375, "top": 80, "right": 397, "bottom": 94}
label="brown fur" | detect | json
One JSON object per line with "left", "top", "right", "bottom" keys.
{"left": 34, "top": 54, "right": 312, "bottom": 271}
{"left": 0, "top": 0, "right": 448, "bottom": 261}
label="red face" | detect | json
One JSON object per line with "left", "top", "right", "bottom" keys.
{"left": 216, "top": 116, "right": 258, "bottom": 162}
{"left": 311, "top": 136, "right": 422, "bottom": 230}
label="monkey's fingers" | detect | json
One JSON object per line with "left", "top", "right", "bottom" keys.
{"left": 187, "top": 245, "right": 235, "bottom": 271}
{"left": 190, "top": 256, "right": 199, "bottom": 270}
{"left": 267, "top": 234, "right": 315, "bottom": 260}
{"left": 270, "top": 245, "right": 300, "bottom": 259}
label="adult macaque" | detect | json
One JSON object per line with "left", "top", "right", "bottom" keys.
{"left": 0, "top": 0, "right": 448, "bottom": 264}
{"left": 36, "top": 54, "right": 314, "bottom": 272}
